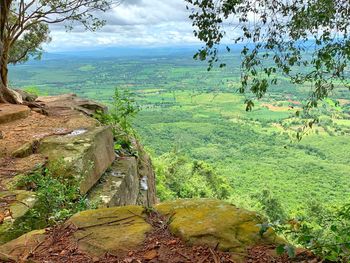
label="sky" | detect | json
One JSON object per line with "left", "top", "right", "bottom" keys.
{"left": 45, "top": 0, "right": 199, "bottom": 52}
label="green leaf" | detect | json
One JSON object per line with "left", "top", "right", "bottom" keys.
{"left": 285, "top": 245, "right": 295, "bottom": 258}
{"left": 330, "top": 225, "right": 337, "bottom": 232}
{"left": 276, "top": 245, "right": 285, "bottom": 255}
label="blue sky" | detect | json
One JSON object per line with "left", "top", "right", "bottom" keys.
{"left": 45, "top": 0, "right": 200, "bottom": 52}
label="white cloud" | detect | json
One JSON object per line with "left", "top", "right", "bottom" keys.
{"left": 44, "top": 0, "right": 199, "bottom": 51}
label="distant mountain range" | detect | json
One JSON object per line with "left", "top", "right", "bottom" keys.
{"left": 34, "top": 40, "right": 318, "bottom": 62}
{"left": 40, "top": 44, "right": 246, "bottom": 60}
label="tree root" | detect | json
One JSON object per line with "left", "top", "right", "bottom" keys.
{"left": 22, "top": 101, "right": 48, "bottom": 115}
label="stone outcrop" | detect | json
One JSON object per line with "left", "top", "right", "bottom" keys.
{"left": 0, "top": 199, "right": 285, "bottom": 262}
{"left": 136, "top": 142, "right": 157, "bottom": 206}
{"left": 38, "top": 93, "right": 108, "bottom": 117}
{"left": 0, "top": 93, "right": 157, "bottom": 245}
{"left": 0, "top": 229, "right": 46, "bottom": 261}
{"left": 88, "top": 141, "right": 157, "bottom": 208}
{"left": 38, "top": 126, "right": 115, "bottom": 194}
{"left": 88, "top": 157, "right": 140, "bottom": 207}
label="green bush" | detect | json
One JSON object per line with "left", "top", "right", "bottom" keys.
{"left": 95, "top": 87, "right": 139, "bottom": 155}
{"left": 23, "top": 86, "right": 42, "bottom": 96}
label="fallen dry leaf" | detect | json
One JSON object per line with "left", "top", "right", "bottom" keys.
{"left": 0, "top": 212, "right": 4, "bottom": 224}
{"left": 167, "top": 239, "right": 177, "bottom": 245}
{"left": 143, "top": 249, "right": 158, "bottom": 260}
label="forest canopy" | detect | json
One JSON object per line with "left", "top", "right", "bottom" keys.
{"left": 186, "top": 0, "right": 350, "bottom": 110}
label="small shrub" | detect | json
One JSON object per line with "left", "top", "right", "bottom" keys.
{"left": 23, "top": 86, "right": 42, "bottom": 96}
{"left": 95, "top": 87, "right": 139, "bottom": 155}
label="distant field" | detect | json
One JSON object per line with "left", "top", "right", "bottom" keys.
{"left": 9, "top": 53, "right": 350, "bottom": 212}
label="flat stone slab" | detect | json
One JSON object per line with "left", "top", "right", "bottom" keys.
{"left": 0, "top": 104, "right": 30, "bottom": 124}
{"left": 38, "top": 94, "right": 108, "bottom": 117}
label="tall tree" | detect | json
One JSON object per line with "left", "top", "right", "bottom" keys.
{"left": 186, "top": 0, "right": 350, "bottom": 111}
{"left": 0, "top": 0, "right": 120, "bottom": 104}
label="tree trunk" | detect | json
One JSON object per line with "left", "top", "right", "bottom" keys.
{"left": 0, "top": 40, "right": 22, "bottom": 104}
{"left": 0, "top": 82, "right": 22, "bottom": 104}
{"left": 0, "top": 0, "right": 21, "bottom": 104}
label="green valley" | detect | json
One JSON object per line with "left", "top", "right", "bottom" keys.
{"left": 9, "top": 51, "right": 350, "bottom": 214}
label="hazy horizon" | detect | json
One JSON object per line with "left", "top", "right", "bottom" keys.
{"left": 43, "top": 0, "right": 201, "bottom": 52}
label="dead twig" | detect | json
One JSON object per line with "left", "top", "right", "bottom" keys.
{"left": 19, "top": 238, "right": 46, "bottom": 261}
{"left": 209, "top": 248, "right": 220, "bottom": 263}
{"left": 127, "top": 209, "right": 147, "bottom": 220}
{"left": 199, "top": 254, "right": 210, "bottom": 263}
{"left": 176, "top": 251, "right": 191, "bottom": 261}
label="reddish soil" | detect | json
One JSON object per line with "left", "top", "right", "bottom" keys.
{"left": 0, "top": 106, "right": 96, "bottom": 158}
{"left": 0, "top": 100, "right": 98, "bottom": 191}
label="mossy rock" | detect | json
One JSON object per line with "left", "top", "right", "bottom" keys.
{"left": 156, "top": 199, "right": 284, "bottom": 256}
{"left": 0, "top": 190, "right": 37, "bottom": 244}
{"left": 0, "top": 199, "right": 285, "bottom": 261}
{"left": 11, "top": 140, "right": 39, "bottom": 158}
{"left": 0, "top": 229, "right": 46, "bottom": 260}
{"left": 68, "top": 205, "right": 152, "bottom": 257}
{"left": 38, "top": 126, "right": 115, "bottom": 194}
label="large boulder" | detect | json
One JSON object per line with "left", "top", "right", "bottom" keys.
{"left": 156, "top": 199, "right": 283, "bottom": 255}
{"left": 88, "top": 144, "right": 157, "bottom": 208}
{"left": 68, "top": 206, "right": 151, "bottom": 257}
{"left": 38, "top": 126, "right": 115, "bottom": 194}
{"left": 0, "top": 206, "right": 151, "bottom": 261}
